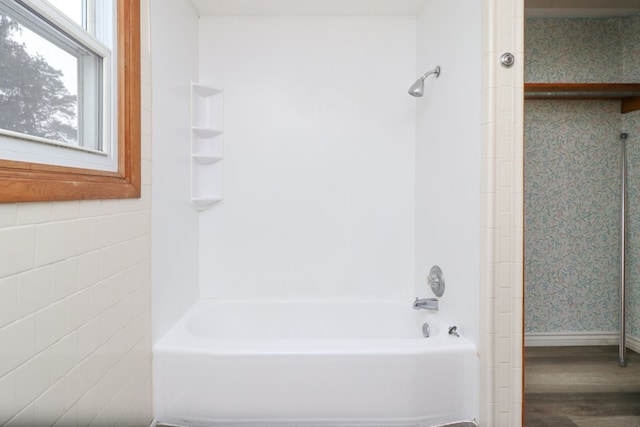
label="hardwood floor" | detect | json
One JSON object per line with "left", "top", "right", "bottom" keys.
{"left": 524, "top": 346, "right": 640, "bottom": 426}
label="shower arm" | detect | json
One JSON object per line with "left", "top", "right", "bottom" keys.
{"left": 419, "top": 66, "right": 441, "bottom": 81}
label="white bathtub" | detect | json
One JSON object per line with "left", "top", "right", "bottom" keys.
{"left": 153, "top": 299, "right": 478, "bottom": 427}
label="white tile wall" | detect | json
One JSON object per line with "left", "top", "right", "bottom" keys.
{"left": 0, "top": 0, "right": 153, "bottom": 425}
{"left": 480, "top": 0, "right": 524, "bottom": 425}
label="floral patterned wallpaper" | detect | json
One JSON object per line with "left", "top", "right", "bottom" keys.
{"left": 525, "top": 18, "right": 622, "bottom": 83}
{"left": 525, "top": 14, "right": 640, "bottom": 337}
{"left": 623, "top": 13, "right": 640, "bottom": 82}
{"left": 525, "top": 101, "right": 622, "bottom": 333}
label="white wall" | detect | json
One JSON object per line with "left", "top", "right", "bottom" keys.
{"left": 415, "top": 1, "right": 481, "bottom": 347}
{"left": 198, "top": 17, "right": 417, "bottom": 299}
{"left": 0, "top": 2, "right": 153, "bottom": 424}
{"left": 150, "top": 0, "right": 200, "bottom": 342}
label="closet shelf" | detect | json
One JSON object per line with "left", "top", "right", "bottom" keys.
{"left": 524, "top": 83, "right": 640, "bottom": 114}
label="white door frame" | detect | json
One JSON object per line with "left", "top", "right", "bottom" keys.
{"left": 479, "top": 0, "right": 525, "bottom": 425}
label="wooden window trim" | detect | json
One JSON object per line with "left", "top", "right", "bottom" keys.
{"left": 0, "top": 0, "right": 141, "bottom": 203}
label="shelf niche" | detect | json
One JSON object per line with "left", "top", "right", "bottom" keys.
{"left": 191, "top": 82, "right": 224, "bottom": 210}
{"left": 524, "top": 83, "right": 640, "bottom": 114}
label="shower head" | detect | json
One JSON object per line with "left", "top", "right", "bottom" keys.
{"left": 408, "top": 66, "right": 441, "bottom": 97}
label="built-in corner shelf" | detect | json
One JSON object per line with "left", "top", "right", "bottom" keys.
{"left": 192, "top": 154, "right": 223, "bottom": 164}
{"left": 191, "top": 82, "right": 224, "bottom": 210}
{"left": 192, "top": 127, "right": 223, "bottom": 138}
{"left": 192, "top": 83, "right": 222, "bottom": 98}
{"left": 192, "top": 196, "right": 224, "bottom": 209}
{"left": 524, "top": 83, "right": 640, "bottom": 114}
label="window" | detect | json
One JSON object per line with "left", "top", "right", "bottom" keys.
{"left": 0, "top": 0, "right": 140, "bottom": 202}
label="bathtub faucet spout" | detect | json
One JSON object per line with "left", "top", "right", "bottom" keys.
{"left": 413, "top": 297, "right": 438, "bottom": 311}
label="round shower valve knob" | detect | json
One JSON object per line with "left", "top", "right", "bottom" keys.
{"left": 427, "top": 265, "right": 445, "bottom": 297}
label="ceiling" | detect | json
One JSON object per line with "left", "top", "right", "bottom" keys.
{"left": 190, "top": 0, "right": 425, "bottom": 16}
{"left": 190, "top": 0, "right": 640, "bottom": 18}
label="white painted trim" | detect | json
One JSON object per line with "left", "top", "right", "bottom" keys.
{"left": 479, "top": 0, "right": 525, "bottom": 424}
{"left": 526, "top": 333, "right": 640, "bottom": 353}
{"left": 525, "top": 332, "right": 618, "bottom": 347}
{"left": 0, "top": 0, "right": 116, "bottom": 171}
{"left": 627, "top": 334, "right": 640, "bottom": 354}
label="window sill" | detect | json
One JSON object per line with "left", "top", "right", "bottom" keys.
{"left": 0, "top": 158, "right": 140, "bottom": 202}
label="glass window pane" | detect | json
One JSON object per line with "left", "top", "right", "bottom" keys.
{"left": 46, "top": 0, "right": 84, "bottom": 27}
{"left": 0, "top": 13, "right": 79, "bottom": 145}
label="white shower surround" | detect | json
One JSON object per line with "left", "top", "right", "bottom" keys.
{"left": 197, "top": 16, "right": 417, "bottom": 301}
{"left": 150, "top": 0, "right": 525, "bottom": 425}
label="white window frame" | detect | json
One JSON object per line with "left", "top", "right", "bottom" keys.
{"left": 0, "top": 0, "right": 117, "bottom": 172}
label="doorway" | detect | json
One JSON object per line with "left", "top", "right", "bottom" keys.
{"left": 523, "top": 2, "right": 640, "bottom": 425}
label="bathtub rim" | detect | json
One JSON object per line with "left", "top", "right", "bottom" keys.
{"left": 153, "top": 415, "right": 479, "bottom": 427}
{"left": 154, "top": 297, "right": 476, "bottom": 355}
